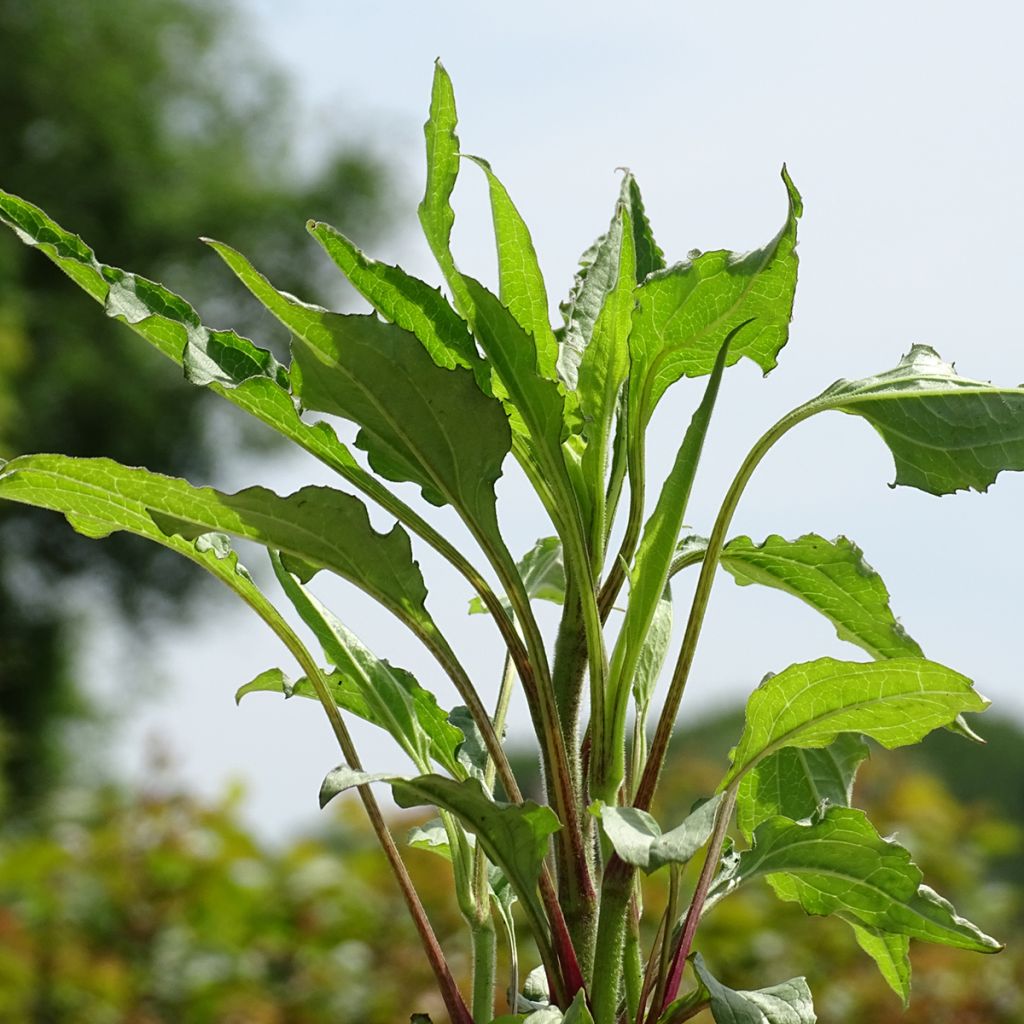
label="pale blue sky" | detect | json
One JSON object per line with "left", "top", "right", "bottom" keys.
{"left": 102, "top": 1, "right": 1024, "bottom": 835}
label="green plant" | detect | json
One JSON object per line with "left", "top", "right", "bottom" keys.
{"left": 0, "top": 61, "right": 1014, "bottom": 1023}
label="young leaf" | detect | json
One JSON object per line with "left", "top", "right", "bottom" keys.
{"left": 719, "top": 534, "right": 922, "bottom": 659}
{"left": 208, "top": 240, "right": 512, "bottom": 543}
{"left": 270, "top": 552, "right": 463, "bottom": 777}
{"left": 319, "top": 767, "right": 559, "bottom": 946}
{"left": 841, "top": 916, "right": 911, "bottom": 1006}
{"left": 628, "top": 167, "right": 802, "bottom": 428}
{"left": 724, "top": 656, "right": 988, "bottom": 786}
{"left": 307, "top": 219, "right": 481, "bottom": 373}
{"left": 596, "top": 794, "right": 723, "bottom": 874}
{"left": 561, "top": 989, "right": 595, "bottom": 1024}
{"left": 736, "top": 734, "right": 870, "bottom": 841}
{"left": 713, "top": 805, "right": 1002, "bottom": 952}
{"left": 805, "top": 344, "right": 1024, "bottom": 496}
{"left": 465, "top": 154, "right": 559, "bottom": 379}
{"left": 468, "top": 536, "right": 565, "bottom": 614}
{"left": 690, "top": 952, "right": 815, "bottom": 1024}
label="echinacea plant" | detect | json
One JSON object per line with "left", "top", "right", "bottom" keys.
{"left": 0, "top": 62, "right": 1013, "bottom": 1024}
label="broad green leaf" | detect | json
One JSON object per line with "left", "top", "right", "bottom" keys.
{"left": 736, "top": 734, "right": 870, "bottom": 841}
{"left": 690, "top": 953, "right": 815, "bottom": 1024}
{"left": 469, "top": 536, "right": 565, "bottom": 614}
{"left": 270, "top": 552, "right": 463, "bottom": 777}
{"left": 724, "top": 656, "right": 988, "bottom": 786}
{"left": 804, "top": 344, "right": 1024, "bottom": 495}
{"left": 721, "top": 534, "right": 922, "bottom": 659}
{"left": 307, "top": 219, "right": 481, "bottom": 372}
{"left": 209, "top": 239, "right": 512, "bottom": 542}
{"left": 842, "top": 917, "right": 911, "bottom": 1006}
{"left": 596, "top": 794, "right": 722, "bottom": 874}
{"left": 465, "top": 154, "right": 559, "bottom": 379}
{"left": 628, "top": 167, "right": 802, "bottom": 428}
{"left": 0, "top": 454, "right": 444, "bottom": 647}
{"left": 319, "top": 767, "right": 559, "bottom": 932}
{"left": 714, "top": 805, "right": 1001, "bottom": 952}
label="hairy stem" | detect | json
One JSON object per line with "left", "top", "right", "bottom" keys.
{"left": 470, "top": 920, "right": 497, "bottom": 1023}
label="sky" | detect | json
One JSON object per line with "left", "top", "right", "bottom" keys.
{"left": 98, "top": 0, "right": 1024, "bottom": 837}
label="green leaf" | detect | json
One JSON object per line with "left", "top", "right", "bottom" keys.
{"left": 721, "top": 534, "right": 922, "bottom": 659}
{"left": 736, "top": 734, "right": 870, "bottom": 841}
{"left": 714, "top": 805, "right": 1002, "bottom": 952}
{"left": 319, "top": 767, "right": 559, "bottom": 932}
{"left": 691, "top": 953, "right": 815, "bottom": 1024}
{"left": 803, "top": 344, "right": 1024, "bottom": 495}
{"left": 0, "top": 454, "right": 444, "bottom": 648}
{"left": 208, "top": 239, "right": 512, "bottom": 543}
{"left": 842, "top": 917, "right": 911, "bottom": 1006}
{"left": 468, "top": 536, "right": 565, "bottom": 614}
{"left": 632, "top": 582, "right": 672, "bottom": 713}
{"left": 270, "top": 552, "right": 463, "bottom": 776}
{"left": 418, "top": 61, "right": 465, "bottom": 303}
{"left": 449, "top": 706, "right": 490, "bottom": 782}
{"left": 465, "top": 155, "right": 559, "bottom": 379}
{"left": 561, "top": 989, "right": 595, "bottom": 1024}
{"left": 307, "top": 219, "right": 481, "bottom": 373}
{"left": 628, "top": 167, "right": 802, "bottom": 428}
{"left": 724, "top": 656, "right": 988, "bottom": 786}
{"left": 596, "top": 794, "right": 722, "bottom": 874}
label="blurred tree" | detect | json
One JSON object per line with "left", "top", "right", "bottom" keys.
{"left": 0, "top": 0, "right": 390, "bottom": 816}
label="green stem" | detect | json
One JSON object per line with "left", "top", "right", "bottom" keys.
{"left": 651, "top": 864, "right": 681, "bottom": 1015}
{"left": 470, "top": 920, "right": 497, "bottom": 1023}
{"left": 659, "top": 786, "right": 738, "bottom": 1012}
{"left": 598, "top": 430, "right": 644, "bottom": 623}
{"left": 591, "top": 855, "right": 634, "bottom": 1024}
{"left": 634, "top": 404, "right": 814, "bottom": 813}
{"left": 623, "top": 896, "right": 644, "bottom": 1024}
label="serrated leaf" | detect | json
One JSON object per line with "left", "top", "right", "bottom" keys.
{"left": 597, "top": 794, "right": 722, "bottom": 874}
{"left": 721, "top": 534, "right": 922, "bottom": 659}
{"left": 804, "top": 344, "right": 1024, "bottom": 495}
{"left": 736, "top": 734, "right": 870, "bottom": 841}
{"left": 465, "top": 155, "right": 558, "bottom": 379}
{"left": 691, "top": 953, "right": 815, "bottom": 1024}
{"left": 714, "top": 805, "right": 1002, "bottom": 952}
{"left": 468, "top": 536, "right": 565, "bottom": 614}
{"left": 319, "top": 768, "right": 559, "bottom": 935}
{"left": 307, "top": 219, "right": 480, "bottom": 372}
{"left": 449, "top": 706, "right": 489, "bottom": 782}
{"left": 208, "top": 240, "right": 512, "bottom": 546}
{"left": 628, "top": 167, "right": 802, "bottom": 428}
{"left": 270, "top": 553, "right": 462, "bottom": 776}
{"left": 0, "top": 455, "right": 445, "bottom": 651}
{"left": 842, "top": 916, "right": 911, "bottom": 1006}
{"left": 724, "top": 656, "right": 988, "bottom": 786}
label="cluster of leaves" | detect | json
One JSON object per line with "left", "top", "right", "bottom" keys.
{"left": 0, "top": 60, "right": 1019, "bottom": 1023}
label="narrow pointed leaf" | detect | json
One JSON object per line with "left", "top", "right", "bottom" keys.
{"left": 736, "top": 734, "right": 870, "bottom": 841}
{"left": 628, "top": 168, "right": 802, "bottom": 427}
{"left": 319, "top": 767, "right": 559, "bottom": 932}
{"left": 691, "top": 953, "right": 815, "bottom": 1024}
{"left": 561, "top": 990, "right": 594, "bottom": 1024}
{"left": 418, "top": 60, "right": 466, "bottom": 306}
{"left": 209, "top": 239, "right": 512, "bottom": 539}
{"left": 307, "top": 219, "right": 480, "bottom": 372}
{"left": 715, "top": 805, "right": 1002, "bottom": 952}
{"left": 721, "top": 534, "right": 922, "bottom": 659}
{"left": 632, "top": 582, "right": 673, "bottom": 712}
{"left": 469, "top": 535, "right": 565, "bottom": 614}
{"left": 804, "top": 344, "right": 1024, "bottom": 495}
{"left": 0, "top": 454, "right": 444, "bottom": 647}
{"left": 465, "top": 155, "right": 559, "bottom": 377}
{"left": 842, "top": 916, "right": 911, "bottom": 1005}
{"left": 597, "top": 794, "right": 722, "bottom": 874}
{"left": 724, "top": 656, "right": 988, "bottom": 786}
{"left": 270, "top": 552, "right": 463, "bottom": 776}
